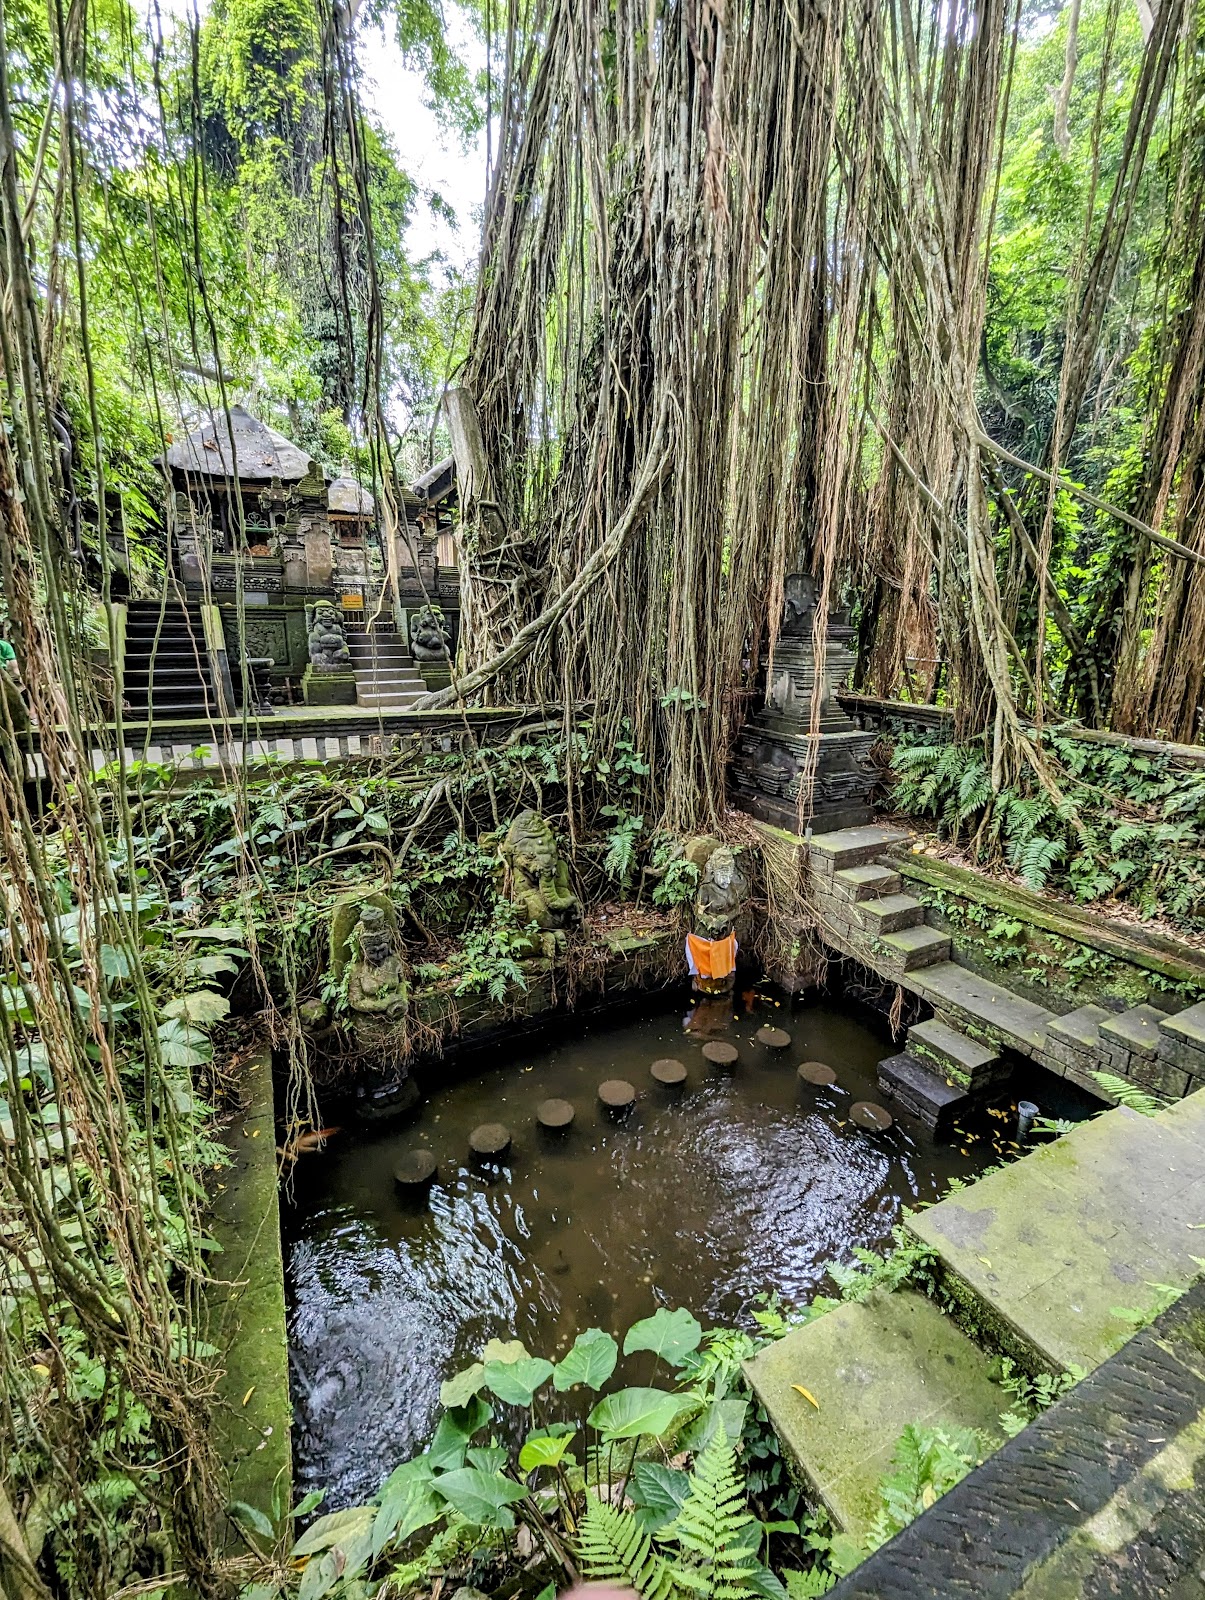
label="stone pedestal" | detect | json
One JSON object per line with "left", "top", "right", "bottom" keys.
{"left": 302, "top": 666, "right": 357, "bottom": 706}
{"left": 730, "top": 575, "right": 875, "bottom": 833}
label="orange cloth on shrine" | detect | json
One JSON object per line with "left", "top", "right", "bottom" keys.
{"left": 686, "top": 932, "right": 737, "bottom": 980}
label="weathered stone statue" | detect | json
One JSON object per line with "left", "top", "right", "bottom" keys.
{"left": 694, "top": 846, "right": 747, "bottom": 939}
{"left": 307, "top": 601, "right": 352, "bottom": 669}
{"left": 500, "top": 810, "right": 581, "bottom": 955}
{"left": 409, "top": 605, "right": 452, "bottom": 661}
{"left": 686, "top": 842, "right": 747, "bottom": 995}
{"left": 346, "top": 904, "right": 408, "bottom": 1016}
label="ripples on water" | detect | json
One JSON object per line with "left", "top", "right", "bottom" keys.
{"left": 285, "top": 986, "right": 987, "bottom": 1506}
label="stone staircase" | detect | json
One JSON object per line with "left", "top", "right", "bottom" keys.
{"left": 122, "top": 599, "right": 219, "bottom": 719}
{"left": 744, "top": 1090, "right": 1205, "bottom": 1551}
{"left": 791, "top": 820, "right": 1205, "bottom": 1119}
{"left": 345, "top": 624, "right": 425, "bottom": 710}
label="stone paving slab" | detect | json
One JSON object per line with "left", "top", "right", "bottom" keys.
{"left": 829, "top": 1279, "right": 1205, "bottom": 1600}
{"left": 1047, "top": 1003, "right": 1111, "bottom": 1049}
{"left": 1099, "top": 1002, "right": 1165, "bottom": 1058}
{"left": 907, "top": 1098, "right": 1205, "bottom": 1373}
{"left": 908, "top": 1018, "right": 1000, "bottom": 1073}
{"left": 911, "top": 961, "right": 1054, "bottom": 1054}
{"left": 832, "top": 864, "right": 902, "bottom": 902}
{"left": 743, "top": 1289, "right": 1006, "bottom": 1540}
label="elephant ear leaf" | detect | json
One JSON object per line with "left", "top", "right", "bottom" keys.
{"left": 483, "top": 1356, "right": 555, "bottom": 1407}
{"left": 553, "top": 1327, "right": 619, "bottom": 1392}
{"left": 434, "top": 1467, "right": 529, "bottom": 1528}
{"left": 622, "top": 1307, "right": 703, "bottom": 1367}
{"left": 587, "top": 1387, "right": 696, "bottom": 1442}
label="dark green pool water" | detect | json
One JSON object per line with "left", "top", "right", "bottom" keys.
{"left": 284, "top": 984, "right": 993, "bottom": 1506}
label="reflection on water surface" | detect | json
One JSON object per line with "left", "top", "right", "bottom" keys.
{"left": 285, "top": 986, "right": 986, "bottom": 1506}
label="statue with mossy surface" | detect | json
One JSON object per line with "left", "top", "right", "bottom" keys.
{"left": 499, "top": 810, "right": 581, "bottom": 957}
{"left": 687, "top": 843, "right": 747, "bottom": 996}
{"left": 330, "top": 895, "right": 409, "bottom": 1021}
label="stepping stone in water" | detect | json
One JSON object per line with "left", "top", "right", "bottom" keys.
{"left": 469, "top": 1122, "right": 511, "bottom": 1160}
{"left": 394, "top": 1149, "right": 437, "bottom": 1188}
{"left": 650, "top": 1057, "right": 687, "bottom": 1086}
{"left": 850, "top": 1101, "right": 894, "bottom": 1132}
{"left": 798, "top": 1060, "right": 836, "bottom": 1086}
{"left": 702, "top": 1040, "right": 739, "bottom": 1067}
{"left": 598, "top": 1079, "right": 636, "bottom": 1115}
{"left": 756, "top": 1025, "right": 792, "bottom": 1051}
{"left": 537, "top": 1097, "right": 575, "bottom": 1130}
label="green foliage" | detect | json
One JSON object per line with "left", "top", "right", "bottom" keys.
{"left": 578, "top": 1494, "right": 677, "bottom": 1600}
{"left": 997, "top": 1358, "right": 1086, "bottom": 1438}
{"left": 866, "top": 1424, "right": 985, "bottom": 1551}
{"left": 892, "top": 730, "right": 1205, "bottom": 929}
{"left": 1090, "top": 1072, "right": 1162, "bottom": 1116}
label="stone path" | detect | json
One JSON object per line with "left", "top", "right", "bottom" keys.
{"left": 744, "top": 1092, "right": 1205, "bottom": 1548}
{"left": 828, "top": 1278, "right": 1205, "bottom": 1598}
{"left": 907, "top": 1089, "right": 1205, "bottom": 1374}
{"left": 771, "top": 819, "right": 1205, "bottom": 1112}
{"left": 744, "top": 1291, "right": 1007, "bottom": 1540}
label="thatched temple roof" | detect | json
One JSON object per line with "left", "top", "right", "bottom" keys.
{"left": 160, "top": 404, "right": 314, "bottom": 483}
{"left": 327, "top": 477, "right": 375, "bottom": 516}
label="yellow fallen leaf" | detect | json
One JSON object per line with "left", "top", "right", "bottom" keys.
{"left": 977, "top": 1256, "right": 992, "bottom": 1268}
{"left": 242, "top": 1385, "right": 256, "bottom": 1407}
{"left": 792, "top": 1385, "right": 820, "bottom": 1410}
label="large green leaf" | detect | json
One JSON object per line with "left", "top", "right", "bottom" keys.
{"left": 427, "top": 1396, "right": 492, "bottom": 1471}
{"left": 433, "top": 1467, "right": 528, "bottom": 1528}
{"left": 292, "top": 1505, "right": 374, "bottom": 1559}
{"left": 162, "top": 989, "right": 230, "bottom": 1024}
{"left": 680, "top": 1397, "right": 748, "bottom": 1453}
{"left": 372, "top": 1458, "right": 440, "bottom": 1558}
{"left": 630, "top": 1462, "right": 689, "bottom": 1532}
{"left": 587, "top": 1387, "right": 696, "bottom": 1441}
{"left": 483, "top": 1356, "right": 554, "bottom": 1407}
{"left": 480, "top": 1337, "right": 529, "bottom": 1365}
{"left": 519, "top": 1425, "right": 577, "bottom": 1474}
{"left": 622, "top": 1307, "right": 703, "bottom": 1367}
{"left": 553, "top": 1327, "right": 619, "bottom": 1391}
{"left": 439, "top": 1362, "right": 486, "bottom": 1409}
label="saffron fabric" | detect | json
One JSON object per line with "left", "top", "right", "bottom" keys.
{"left": 685, "top": 931, "right": 737, "bottom": 980}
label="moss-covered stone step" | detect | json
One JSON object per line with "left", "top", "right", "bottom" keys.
{"left": 905, "top": 1092, "right": 1205, "bottom": 1375}
{"left": 742, "top": 1289, "right": 1007, "bottom": 1541}
{"left": 828, "top": 1279, "right": 1205, "bottom": 1600}
{"left": 878, "top": 1051, "right": 968, "bottom": 1131}
{"left": 907, "top": 1017, "right": 1005, "bottom": 1092}
{"left": 877, "top": 925, "right": 951, "bottom": 974}
{"left": 831, "top": 864, "right": 902, "bottom": 902}
{"left": 910, "top": 960, "right": 1054, "bottom": 1056}
{"left": 855, "top": 893, "right": 925, "bottom": 936}
{"left": 807, "top": 824, "right": 912, "bottom": 875}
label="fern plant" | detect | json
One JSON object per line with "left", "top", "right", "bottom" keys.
{"left": 578, "top": 1493, "right": 676, "bottom": 1600}
{"left": 666, "top": 1428, "right": 761, "bottom": 1597}
{"left": 865, "top": 1424, "right": 983, "bottom": 1551}
{"left": 1090, "top": 1071, "right": 1162, "bottom": 1116}
{"left": 577, "top": 1427, "right": 770, "bottom": 1600}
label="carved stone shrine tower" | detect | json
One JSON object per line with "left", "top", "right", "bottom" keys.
{"left": 729, "top": 574, "right": 876, "bottom": 834}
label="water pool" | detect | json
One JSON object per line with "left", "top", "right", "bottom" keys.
{"left": 285, "top": 984, "right": 991, "bottom": 1506}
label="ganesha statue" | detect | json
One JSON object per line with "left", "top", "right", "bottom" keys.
{"left": 409, "top": 605, "right": 452, "bottom": 662}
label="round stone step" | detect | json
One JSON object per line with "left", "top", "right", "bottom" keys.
{"left": 850, "top": 1101, "right": 894, "bottom": 1132}
{"left": 702, "top": 1040, "right": 739, "bottom": 1067}
{"left": 651, "top": 1057, "right": 688, "bottom": 1087}
{"left": 798, "top": 1060, "right": 837, "bottom": 1086}
{"left": 537, "top": 1097, "right": 575, "bottom": 1131}
{"left": 469, "top": 1122, "right": 512, "bottom": 1160}
{"left": 598, "top": 1079, "right": 636, "bottom": 1114}
{"left": 756, "top": 1026, "right": 792, "bottom": 1050}
{"left": 393, "top": 1149, "right": 437, "bottom": 1188}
